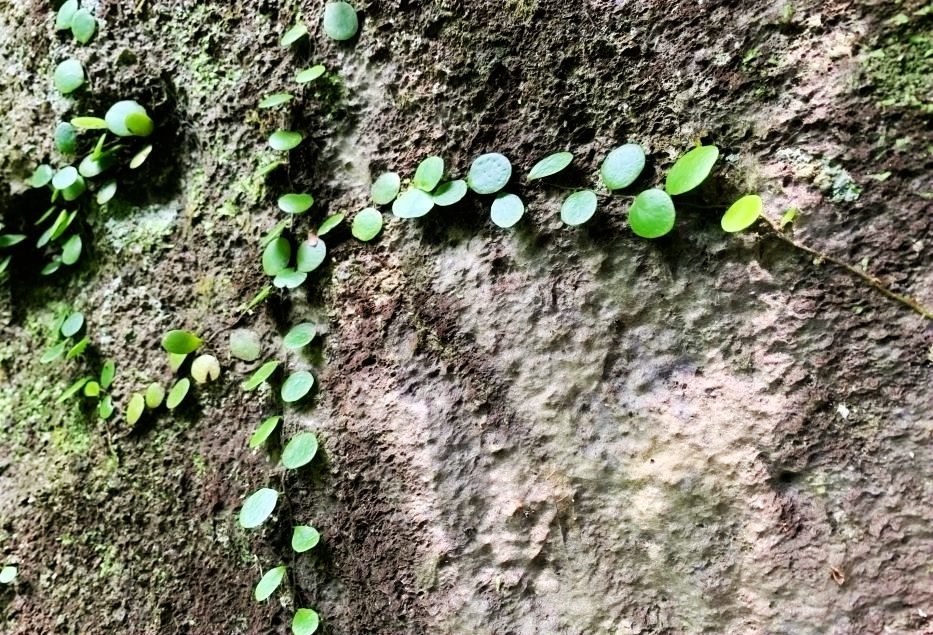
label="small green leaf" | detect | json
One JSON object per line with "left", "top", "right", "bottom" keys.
{"left": 269, "top": 130, "right": 303, "bottom": 151}
{"left": 0, "top": 566, "right": 17, "bottom": 584}
{"left": 281, "top": 371, "right": 314, "bottom": 403}
{"left": 292, "top": 608, "right": 320, "bottom": 635}
{"left": 371, "top": 172, "right": 401, "bottom": 205}
{"left": 296, "top": 65, "right": 326, "bottom": 83}
{"left": 392, "top": 189, "right": 434, "bottom": 219}
{"left": 66, "top": 336, "right": 89, "bottom": 359}
{"left": 105, "top": 101, "right": 148, "bottom": 137}
{"left": 129, "top": 144, "right": 153, "bottom": 169}
{"left": 0, "top": 234, "right": 25, "bottom": 248}
{"left": 52, "top": 166, "right": 86, "bottom": 201}
{"left": 100, "top": 360, "right": 115, "bottom": 389}
{"left": 600, "top": 144, "right": 645, "bottom": 190}
{"left": 41, "top": 258, "right": 62, "bottom": 276}
{"left": 351, "top": 207, "right": 383, "bottom": 241}
{"left": 98, "top": 395, "right": 114, "bottom": 419}
{"left": 161, "top": 330, "right": 202, "bottom": 355}
{"left": 126, "top": 392, "right": 145, "bottom": 425}
{"left": 239, "top": 487, "right": 278, "bottom": 529}
{"left": 58, "top": 376, "right": 92, "bottom": 403}
{"left": 56, "top": 0, "right": 78, "bottom": 30}
{"left": 281, "top": 432, "right": 317, "bottom": 468}
{"left": 254, "top": 566, "right": 287, "bottom": 602}
{"left": 262, "top": 237, "right": 292, "bottom": 276}
{"left": 278, "top": 193, "right": 314, "bottom": 214}
{"left": 560, "top": 190, "right": 598, "bottom": 226}
{"left": 259, "top": 93, "right": 294, "bottom": 109}
{"left": 61, "top": 234, "right": 82, "bottom": 266}
{"left": 490, "top": 193, "right": 524, "bottom": 228}
{"left": 61, "top": 311, "right": 85, "bottom": 338}
{"left": 317, "top": 213, "right": 344, "bottom": 236}
{"left": 527, "top": 151, "right": 573, "bottom": 181}
{"left": 243, "top": 360, "right": 280, "bottom": 391}
{"left": 249, "top": 416, "right": 281, "bottom": 449}
{"left": 83, "top": 380, "right": 100, "bottom": 398}
{"left": 467, "top": 153, "right": 512, "bottom": 195}
{"left": 273, "top": 268, "right": 307, "bottom": 289}
{"left": 256, "top": 160, "right": 283, "bottom": 178}
{"left": 40, "top": 342, "right": 66, "bottom": 364}
{"left": 291, "top": 526, "right": 320, "bottom": 553}
{"left": 296, "top": 239, "right": 326, "bottom": 273}
{"left": 166, "top": 378, "right": 191, "bottom": 410}
{"left": 70, "top": 116, "right": 107, "bottom": 130}
{"left": 28, "top": 164, "right": 54, "bottom": 188}
{"left": 70, "top": 8, "right": 96, "bottom": 44}
{"left": 412, "top": 156, "right": 444, "bottom": 192}
{"left": 322, "top": 2, "right": 359, "bottom": 41}
{"left": 780, "top": 207, "right": 799, "bottom": 229}
{"left": 191, "top": 354, "right": 221, "bottom": 384}
{"left": 665, "top": 145, "right": 719, "bottom": 196}
{"left": 97, "top": 180, "right": 117, "bottom": 205}
{"left": 229, "top": 329, "right": 262, "bottom": 362}
{"left": 55, "top": 122, "right": 78, "bottom": 155}
{"left": 284, "top": 323, "right": 316, "bottom": 350}
{"left": 281, "top": 22, "right": 309, "bottom": 47}
{"left": 145, "top": 382, "right": 165, "bottom": 409}
{"left": 0, "top": 255, "right": 9, "bottom": 275}
{"left": 628, "top": 189, "right": 676, "bottom": 238}
{"left": 53, "top": 59, "right": 85, "bottom": 94}
{"left": 721, "top": 194, "right": 762, "bottom": 233}
{"left": 125, "top": 112, "right": 154, "bottom": 137}
{"left": 79, "top": 149, "right": 117, "bottom": 178}
{"left": 168, "top": 353, "right": 187, "bottom": 374}
{"left": 432, "top": 180, "right": 468, "bottom": 206}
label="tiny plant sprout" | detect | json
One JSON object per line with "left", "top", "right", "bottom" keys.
{"left": 168, "top": 352, "right": 187, "bottom": 374}
{"left": 243, "top": 360, "right": 281, "bottom": 391}
{"left": 273, "top": 268, "right": 307, "bottom": 289}
{"left": 129, "top": 145, "right": 153, "bottom": 170}
{"left": 627, "top": 188, "right": 676, "bottom": 238}
{"left": 351, "top": 207, "right": 383, "bottom": 241}
{"left": 291, "top": 526, "right": 320, "bottom": 553}
{"left": 166, "top": 378, "right": 191, "bottom": 409}
{"left": 70, "top": 116, "right": 107, "bottom": 130}
{"left": 52, "top": 166, "right": 86, "bottom": 201}
{"left": 61, "top": 311, "right": 85, "bottom": 337}
{"left": 126, "top": 393, "right": 145, "bottom": 425}
{"left": 780, "top": 207, "right": 799, "bottom": 229}
{"left": 392, "top": 189, "right": 434, "bottom": 218}
{"left": 269, "top": 130, "right": 303, "bottom": 151}
{"left": 55, "top": 122, "right": 77, "bottom": 155}
{"left": 278, "top": 193, "right": 314, "bottom": 214}
{"left": 258, "top": 93, "right": 294, "bottom": 109}
{"left": 490, "top": 193, "right": 524, "bottom": 228}
{"left": 467, "top": 153, "right": 512, "bottom": 194}
{"left": 28, "top": 164, "right": 54, "bottom": 188}
{"left": 53, "top": 59, "right": 84, "bottom": 94}
{"left": 66, "top": 336, "right": 89, "bottom": 358}
{"left": 281, "top": 21, "right": 309, "bottom": 47}
{"left": 0, "top": 566, "right": 17, "bottom": 584}
{"left": 371, "top": 172, "right": 401, "bottom": 205}
{"left": 97, "top": 180, "right": 117, "bottom": 205}
{"left": 161, "top": 330, "right": 202, "bottom": 355}
{"left": 83, "top": 380, "right": 100, "bottom": 398}
{"left": 432, "top": 180, "right": 468, "bottom": 206}
{"left": 126, "top": 113, "right": 154, "bottom": 137}
{"left": 721, "top": 194, "right": 763, "bottom": 233}
{"left": 40, "top": 342, "right": 66, "bottom": 364}
{"left": 560, "top": 190, "right": 598, "bottom": 226}
{"left": 79, "top": 150, "right": 117, "bottom": 178}
{"left": 283, "top": 323, "right": 316, "bottom": 350}
{"left": 61, "top": 235, "right": 82, "bottom": 265}
{"left": 100, "top": 360, "right": 115, "bottom": 389}
{"left": 56, "top": 0, "right": 78, "bottom": 30}
{"left": 229, "top": 329, "right": 261, "bottom": 362}
{"left": 413, "top": 156, "right": 444, "bottom": 192}
{"left": 249, "top": 415, "right": 281, "bottom": 449}
{"left": 600, "top": 143, "right": 646, "bottom": 190}
{"left": 98, "top": 395, "right": 114, "bottom": 419}
{"left": 292, "top": 608, "right": 320, "bottom": 635}
{"left": 70, "top": 8, "right": 96, "bottom": 44}
{"left": 282, "top": 433, "right": 318, "bottom": 469}
{"left": 238, "top": 487, "right": 279, "bottom": 529}
{"left": 317, "top": 213, "right": 344, "bottom": 236}
{"left": 281, "top": 371, "right": 314, "bottom": 403}
{"left": 322, "top": 1, "right": 359, "bottom": 40}
{"left": 57, "top": 376, "right": 91, "bottom": 402}
{"left": 527, "top": 151, "right": 573, "bottom": 181}
{"left": 191, "top": 354, "right": 221, "bottom": 384}
{"left": 296, "top": 238, "right": 327, "bottom": 273}
{"left": 296, "top": 65, "right": 326, "bottom": 83}
{"left": 105, "top": 101, "right": 149, "bottom": 137}
{"left": 145, "top": 382, "right": 165, "bottom": 409}
{"left": 665, "top": 145, "right": 719, "bottom": 195}
{"left": 254, "top": 566, "right": 287, "bottom": 602}
{"left": 262, "top": 237, "right": 292, "bottom": 276}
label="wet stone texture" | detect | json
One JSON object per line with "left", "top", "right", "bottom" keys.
{"left": 0, "top": 0, "right": 931, "bottom": 634}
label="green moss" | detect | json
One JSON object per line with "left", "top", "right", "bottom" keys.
{"left": 861, "top": 20, "right": 933, "bottom": 113}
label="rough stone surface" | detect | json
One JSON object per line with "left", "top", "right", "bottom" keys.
{"left": 1, "top": 0, "right": 931, "bottom": 634}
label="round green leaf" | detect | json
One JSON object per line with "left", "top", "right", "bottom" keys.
{"left": 229, "top": 329, "right": 261, "bottom": 362}
{"left": 191, "top": 354, "right": 221, "bottom": 384}
{"left": 61, "top": 311, "right": 84, "bottom": 337}
{"left": 274, "top": 268, "right": 307, "bottom": 289}
{"left": 243, "top": 360, "right": 280, "bottom": 391}
{"left": 628, "top": 188, "right": 676, "bottom": 238}
{"left": 70, "top": 9, "right": 96, "bottom": 43}
{"left": 412, "top": 156, "right": 444, "bottom": 192}
{"left": 145, "top": 382, "right": 165, "bottom": 409}
{"left": 61, "top": 234, "right": 82, "bottom": 265}
{"left": 249, "top": 416, "right": 281, "bottom": 449}
{"left": 166, "top": 378, "right": 191, "bottom": 410}
{"left": 56, "top": 0, "right": 78, "bottom": 30}
{"left": 269, "top": 130, "right": 303, "bottom": 151}
{"left": 53, "top": 59, "right": 84, "bottom": 94}
{"left": 527, "top": 151, "right": 573, "bottom": 181}
{"left": 291, "top": 526, "right": 320, "bottom": 553}
{"left": 282, "top": 432, "right": 318, "bottom": 469}
{"left": 371, "top": 172, "right": 401, "bottom": 205}
{"left": 721, "top": 194, "right": 763, "bottom": 233}
{"left": 259, "top": 93, "right": 294, "bottom": 109}
{"left": 284, "top": 323, "right": 316, "bottom": 350}
{"left": 296, "top": 65, "right": 326, "bottom": 84}
{"left": 55, "top": 122, "right": 77, "bottom": 155}
{"left": 126, "top": 392, "right": 145, "bottom": 425}
{"left": 126, "top": 112, "right": 154, "bottom": 137}
{"left": 98, "top": 395, "right": 114, "bottom": 419}
{"left": 490, "top": 193, "right": 524, "bottom": 228}
{"left": 83, "top": 380, "right": 100, "bottom": 398}
{"left": 0, "top": 566, "right": 17, "bottom": 584}
{"left": 254, "top": 566, "right": 287, "bottom": 602}
{"left": 281, "top": 371, "right": 314, "bottom": 403}
{"left": 560, "top": 190, "right": 598, "bottom": 226}
{"left": 52, "top": 166, "right": 86, "bottom": 203}
{"left": 292, "top": 608, "right": 320, "bottom": 635}
{"left": 600, "top": 143, "right": 645, "bottom": 190}
{"left": 432, "top": 180, "right": 468, "bottom": 206}
{"left": 105, "top": 101, "right": 147, "bottom": 137}
{"left": 296, "top": 239, "right": 326, "bottom": 273}
{"left": 322, "top": 2, "right": 358, "bottom": 41}
{"left": 239, "top": 487, "right": 278, "bottom": 529}
{"left": 665, "top": 145, "right": 719, "bottom": 195}
{"left": 281, "top": 22, "right": 308, "bottom": 47}
{"left": 40, "top": 342, "right": 66, "bottom": 364}
{"left": 79, "top": 150, "right": 117, "bottom": 178}
{"left": 28, "top": 164, "right": 54, "bottom": 188}
{"left": 100, "top": 360, "right": 115, "bottom": 389}
{"left": 263, "top": 237, "right": 292, "bottom": 276}
{"left": 278, "top": 193, "right": 314, "bottom": 214}
{"left": 467, "top": 153, "right": 512, "bottom": 194}
{"left": 351, "top": 207, "right": 382, "bottom": 241}
{"left": 96, "top": 180, "right": 117, "bottom": 205}
{"left": 317, "top": 213, "right": 344, "bottom": 236}
{"left": 392, "top": 189, "right": 434, "bottom": 219}
{"left": 161, "top": 330, "right": 202, "bottom": 354}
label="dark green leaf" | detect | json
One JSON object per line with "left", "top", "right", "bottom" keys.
{"left": 665, "top": 145, "right": 719, "bottom": 195}
{"left": 161, "top": 330, "right": 202, "bottom": 354}
{"left": 262, "top": 237, "right": 292, "bottom": 276}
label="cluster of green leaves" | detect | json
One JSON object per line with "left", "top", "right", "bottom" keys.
{"left": 56, "top": 0, "right": 97, "bottom": 45}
